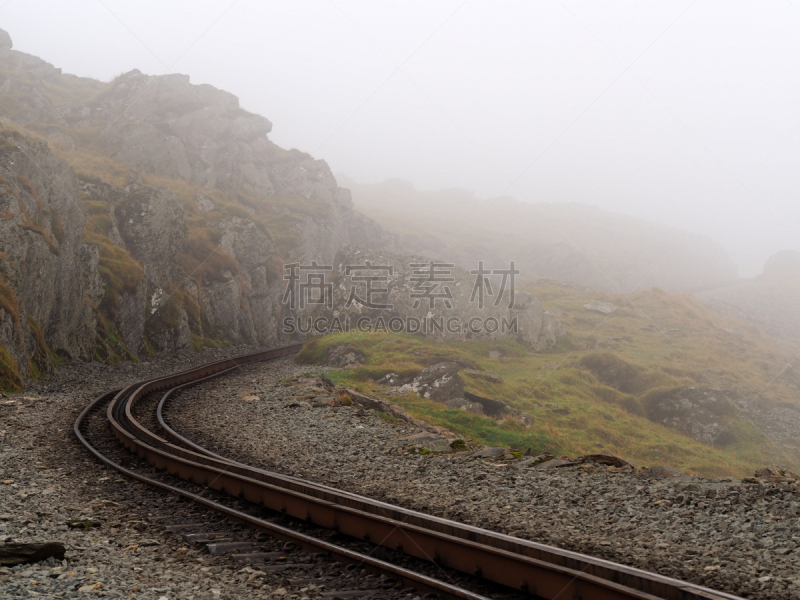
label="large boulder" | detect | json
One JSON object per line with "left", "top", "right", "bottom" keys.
{"left": 642, "top": 387, "right": 738, "bottom": 446}
{"left": 400, "top": 362, "right": 464, "bottom": 402}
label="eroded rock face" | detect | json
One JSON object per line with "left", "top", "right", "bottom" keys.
{"left": 114, "top": 186, "right": 187, "bottom": 289}
{"left": 0, "top": 132, "right": 95, "bottom": 374}
{"left": 203, "top": 216, "right": 281, "bottom": 347}
{"left": 0, "top": 35, "right": 403, "bottom": 377}
{"left": 0, "top": 29, "right": 12, "bottom": 50}
{"left": 98, "top": 70, "right": 279, "bottom": 195}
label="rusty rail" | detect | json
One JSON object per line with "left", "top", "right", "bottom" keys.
{"left": 78, "top": 344, "right": 742, "bottom": 600}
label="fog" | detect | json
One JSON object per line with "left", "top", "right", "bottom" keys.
{"left": 4, "top": 0, "right": 800, "bottom": 275}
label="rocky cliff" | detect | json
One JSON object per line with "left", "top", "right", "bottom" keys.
{"left": 0, "top": 30, "right": 561, "bottom": 390}
{"left": 0, "top": 29, "right": 401, "bottom": 388}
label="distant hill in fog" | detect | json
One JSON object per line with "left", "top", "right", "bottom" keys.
{"left": 694, "top": 250, "right": 800, "bottom": 347}
{"left": 340, "top": 176, "right": 738, "bottom": 294}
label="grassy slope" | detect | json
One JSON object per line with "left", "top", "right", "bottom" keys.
{"left": 297, "top": 282, "right": 800, "bottom": 478}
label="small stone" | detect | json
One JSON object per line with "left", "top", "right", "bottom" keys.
{"left": 639, "top": 466, "right": 683, "bottom": 480}
{"left": 66, "top": 519, "right": 102, "bottom": 530}
{"left": 583, "top": 300, "right": 617, "bottom": 315}
{"left": 138, "top": 539, "right": 160, "bottom": 546}
{"left": 473, "top": 447, "right": 505, "bottom": 458}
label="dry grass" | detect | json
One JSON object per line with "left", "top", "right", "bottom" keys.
{"left": 26, "top": 316, "right": 51, "bottom": 378}
{"left": 0, "top": 344, "right": 22, "bottom": 392}
{"left": 182, "top": 227, "right": 239, "bottom": 285}
{"left": 0, "top": 275, "right": 21, "bottom": 329}
{"left": 82, "top": 229, "right": 144, "bottom": 317}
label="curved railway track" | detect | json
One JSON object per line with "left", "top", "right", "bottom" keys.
{"left": 75, "top": 344, "right": 743, "bottom": 600}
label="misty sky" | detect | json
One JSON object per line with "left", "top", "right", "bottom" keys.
{"left": 4, "top": 0, "right": 800, "bottom": 275}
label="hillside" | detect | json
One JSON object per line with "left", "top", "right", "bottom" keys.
{"left": 297, "top": 281, "right": 800, "bottom": 478}
{"left": 1, "top": 27, "right": 796, "bottom": 482}
{"left": 341, "top": 176, "right": 738, "bottom": 294}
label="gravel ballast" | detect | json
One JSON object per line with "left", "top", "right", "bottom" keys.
{"left": 165, "top": 359, "right": 800, "bottom": 600}
{"left": 1, "top": 347, "right": 420, "bottom": 600}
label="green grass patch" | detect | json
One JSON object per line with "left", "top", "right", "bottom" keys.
{"left": 377, "top": 411, "right": 398, "bottom": 424}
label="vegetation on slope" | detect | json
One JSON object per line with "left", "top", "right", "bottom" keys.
{"left": 296, "top": 282, "right": 800, "bottom": 478}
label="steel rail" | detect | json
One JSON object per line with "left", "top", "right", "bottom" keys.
{"left": 74, "top": 389, "right": 493, "bottom": 600}
{"left": 82, "top": 344, "right": 743, "bottom": 600}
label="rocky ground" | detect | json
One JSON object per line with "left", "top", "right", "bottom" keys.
{"left": 165, "top": 359, "right": 800, "bottom": 600}
{"left": 0, "top": 347, "right": 426, "bottom": 600}
{"left": 3, "top": 348, "right": 800, "bottom": 600}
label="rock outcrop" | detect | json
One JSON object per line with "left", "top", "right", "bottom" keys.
{"left": 383, "top": 361, "right": 534, "bottom": 424}
{"left": 398, "top": 362, "right": 465, "bottom": 402}
{"left": 643, "top": 387, "right": 738, "bottom": 446}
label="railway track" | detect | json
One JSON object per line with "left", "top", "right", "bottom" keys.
{"left": 75, "top": 344, "right": 743, "bottom": 600}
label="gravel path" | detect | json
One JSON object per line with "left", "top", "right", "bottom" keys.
{"left": 1, "top": 346, "right": 423, "bottom": 600}
{"left": 166, "top": 360, "right": 800, "bottom": 600}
